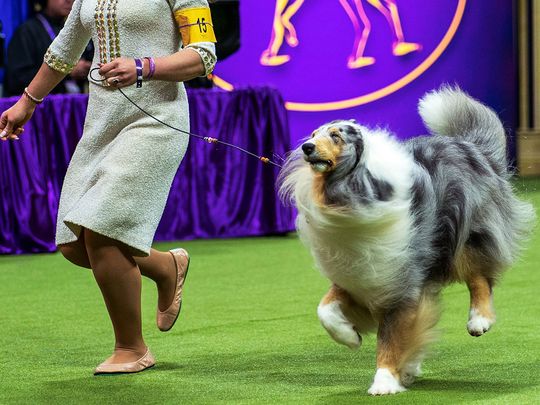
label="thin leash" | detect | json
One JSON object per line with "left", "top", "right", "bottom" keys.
{"left": 89, "top": 68, "right": 283, "bottom": 169}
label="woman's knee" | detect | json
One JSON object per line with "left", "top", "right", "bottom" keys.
{"left": 84, "top": 228, "right": 134, "bottom": 263}
{"left": 58, "top": 243, "right": 91, "bottom": 269}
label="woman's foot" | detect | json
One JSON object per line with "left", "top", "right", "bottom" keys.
{"left": 157, "top": 248, "right": 190, "bottom": 332}
{"left": 101, "top": 347, "right": 148, "bottom": 364}
{"left": 157, "top": 252, "right": 179, "bottom": 312}
{"left": 94, "top": 347, "right": 155, "bottom": 375}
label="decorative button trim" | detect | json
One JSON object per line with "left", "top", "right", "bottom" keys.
{"left": 44, "top": 48, "right": 75, "bottom": 74}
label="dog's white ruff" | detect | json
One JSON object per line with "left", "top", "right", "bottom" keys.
{"left": 317, "top": 301, "right": 361, "bottom": 349}
{"left": 368, "top": 368, "right": 406, "bottom": 395}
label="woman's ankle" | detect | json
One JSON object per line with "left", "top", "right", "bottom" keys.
{"left": 114, "top": 343, "right": 148, "bottom": 356}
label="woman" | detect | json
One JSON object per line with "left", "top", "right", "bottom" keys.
{"left": 0, "top": 0, "right": 217, "bottom": 374}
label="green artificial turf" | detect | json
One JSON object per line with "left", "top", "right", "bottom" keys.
{"left": 1, "top": 180, "right": 539, "bottom": 404}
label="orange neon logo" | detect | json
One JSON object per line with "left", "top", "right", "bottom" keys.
{"left": 212, "top": 0, "right": 467, "bottom": 112}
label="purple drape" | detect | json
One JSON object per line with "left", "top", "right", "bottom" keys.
{"left": 0, "top": 87, "right": 295, "bottom": 255}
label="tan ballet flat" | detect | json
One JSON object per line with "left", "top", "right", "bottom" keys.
{"left": 94, "top": 349, "right": 155, "bottom": 375}
{"left": 157, "top": 248, "right": 190, "bottom": 332}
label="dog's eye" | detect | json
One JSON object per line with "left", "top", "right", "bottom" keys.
{"left": 331, "top": 134, "right": 342, "bottom": 144}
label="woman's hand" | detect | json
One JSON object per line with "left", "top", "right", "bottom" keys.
{"left": 98, "top": 58, "right": 141, "bottom": 88}
{"left": 0, "top": 97, "right": 36, "bottom": 141}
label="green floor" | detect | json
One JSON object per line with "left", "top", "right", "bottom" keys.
{"left": 1, "top": 181, "right": 539, "bottom": 404}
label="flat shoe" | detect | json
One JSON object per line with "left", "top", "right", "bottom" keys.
{"left": 94, "top": 349, "right": 155, "bottom": 375}
{"left": 157, "top": 248, "right": 190, "bottom": 332}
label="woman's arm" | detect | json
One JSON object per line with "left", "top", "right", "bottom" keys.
{"left": 0, "top": 63, "right": 66, "bottom": 140}
{"left": 98, "top": 48, "right": 206, "bottom": 87}
{"left": 28, "top": 63, "right": 69, "bottom": 99}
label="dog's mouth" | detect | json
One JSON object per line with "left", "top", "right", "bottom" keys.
{"left": 305, "top": 157, "right": 333, "bottom": 173}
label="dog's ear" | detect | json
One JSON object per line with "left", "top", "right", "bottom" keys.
{"left": 349, "top": 119, "right": 358, "bottom": 124}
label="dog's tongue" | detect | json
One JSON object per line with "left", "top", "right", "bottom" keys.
{"left": 312, "top": 162, "right": 330, "bottom": 173}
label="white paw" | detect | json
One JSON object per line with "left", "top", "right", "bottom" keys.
{"left": 400, "top": 362, "right": 422, "bottom": 386}
{"left": 317, "top": 301, "right": 361, "bottom": 349}
{"left": 368, "top": 368, "right": 406, "bottom": 396}
{"left": 467, "top": 309, "right": 495, "bottom": 337}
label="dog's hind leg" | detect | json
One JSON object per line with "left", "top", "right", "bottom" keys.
{"left": 466, "top": 274, "right": 496, "bottom": 336}
{"left": 368, "top": 292, "right": 440, "bottom": 395}
{"left": 317, "top": 285, "right": 373, "bottom": 349}
{"left": 456, "top": 248, "right": 497, "bottom": 336}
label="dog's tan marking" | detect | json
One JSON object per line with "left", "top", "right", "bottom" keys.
{"left": 376, "top": 292, "right": 440, "bottom": 382}
{"left": 453, "top": 246, "right": 477, "bottom": 283}
{"left": 312, "top": 173, "right": 326, "bottom": 207}
{"left": 321, "top": 284, "right": 348, "bottom": 305}
{"left": 309, "top": 135, "right": 346, "bottom": 206}
{"left": 453, "top": 247, "right": 496, "bottom": 322}
{"left": 329, "top": 127, "right": 340, "bottom": 135}
{"left": 312, "top": 136, "right": 343, "bottom": 168}
{"left": 466, "top": 274, "right": 495, "bottom": 320}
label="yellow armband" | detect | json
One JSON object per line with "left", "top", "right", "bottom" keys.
{"left": 175, "top": 7, "right": 217, "bottom": 45}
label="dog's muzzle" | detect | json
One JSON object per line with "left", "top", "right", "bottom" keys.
{"left": 302, "top": 142, "right": 332, "bottom": 173}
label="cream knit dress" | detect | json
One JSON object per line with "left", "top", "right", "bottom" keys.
{"left": 46, "top": 0, "right": 216, "bottom": 256}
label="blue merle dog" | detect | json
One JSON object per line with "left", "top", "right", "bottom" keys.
{"left": 279, "top": 87, "right": 535, "bottom": 395}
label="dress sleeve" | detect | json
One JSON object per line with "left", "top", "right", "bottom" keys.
{"left": 169, "top": 0, "right": 218, "bottom": 76}
{"left": 43, "top": 0, "right": 91, "bottom": 75}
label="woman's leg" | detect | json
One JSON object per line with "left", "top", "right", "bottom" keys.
{"left": 59, "top": 236, "right": 182, "bottom": 312}
{"left": 84, "top": 228, "right": 147, "bottom": 363}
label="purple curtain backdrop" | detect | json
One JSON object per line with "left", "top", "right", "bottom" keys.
{"left": 0, "top": 87, "right": 295, "bottom": 255}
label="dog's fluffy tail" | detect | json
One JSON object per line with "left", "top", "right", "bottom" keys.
{"left": 418, "top": 86, "right": 507, "bottom": 170}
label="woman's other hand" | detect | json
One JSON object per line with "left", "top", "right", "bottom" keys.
{"left": 0, "top": 97, "right": 36, "bottom": 141}
{"left": 98, "top": 58, "right": 141, "bottom": 88}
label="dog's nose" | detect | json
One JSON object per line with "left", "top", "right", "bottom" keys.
{"left": 302, "top": 143, "right": 315, "bottom": 156}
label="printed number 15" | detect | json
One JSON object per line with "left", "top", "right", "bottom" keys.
{"left": 197, "top": 18, "right": 208, "bottom": 33}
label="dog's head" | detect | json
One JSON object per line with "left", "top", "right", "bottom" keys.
{"left": 301, "top": 120, "right": 364, "bottom": 176}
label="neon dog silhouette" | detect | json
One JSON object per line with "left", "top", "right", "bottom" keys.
{"left": 261, "top": 0, "right": 422, "bottom": 68}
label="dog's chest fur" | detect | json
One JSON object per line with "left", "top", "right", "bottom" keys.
{"left": 298, "top": 208, "right": 413, "bottom": 310}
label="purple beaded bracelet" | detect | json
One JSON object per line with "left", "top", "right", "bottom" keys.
{"left": 144, "top": 57, "right": 156, "bottom": 79}
{"left": 135, "top": 58, "right": 144, "bottom": 88}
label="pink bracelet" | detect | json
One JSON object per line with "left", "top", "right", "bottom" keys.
{"left": 144, "top": 57, "right": 156, "bottom": 79}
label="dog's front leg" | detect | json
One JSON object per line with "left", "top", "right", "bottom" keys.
{"left": 317, "top": 285, "right": 363, "bottom": 349}
{"left": 368, "top": 306, "right": 412, "bottom": 395}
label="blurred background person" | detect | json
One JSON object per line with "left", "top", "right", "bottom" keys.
{"left": 3, "top": 0, "right": 92, "bottom": 96}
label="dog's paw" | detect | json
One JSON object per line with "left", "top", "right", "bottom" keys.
{"left": 317, "top": 302, "right": 362, "bottom": 350}
{"left": 400, "top": 362, "right": 422, "bottom": 386}
{"left": 368, "top": 368, "right": 406, "bottom": 396}
{"left": 467, "top": 309, "right": 495, "bottom": 337}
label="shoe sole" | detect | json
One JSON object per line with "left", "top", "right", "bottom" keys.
{"left": 94, "top": 364, "right": 155, "bottom": 376}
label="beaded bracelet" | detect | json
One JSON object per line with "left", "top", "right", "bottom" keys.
{"left": 24, "top": 87, "right": 44, "bottom": 104}
{"left": 135, "top": 58, "right": 144, "bottom": 88}
{"left": 144, "top": 57, "right": 156, "bottom": 79}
